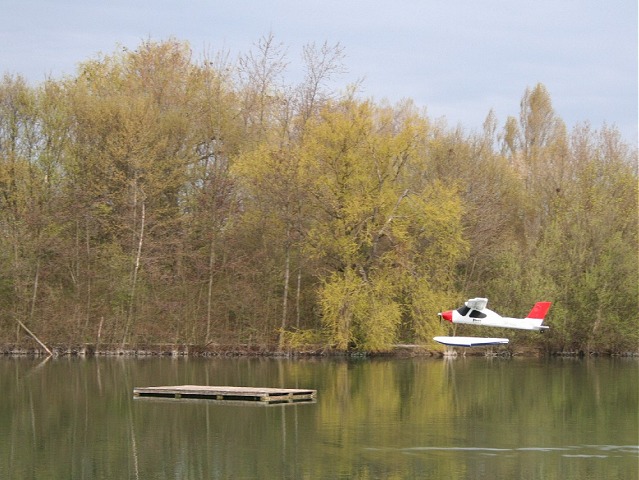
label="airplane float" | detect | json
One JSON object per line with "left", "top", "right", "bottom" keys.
{"left": 433, "top": 298, "right": 552, "bottom": 347}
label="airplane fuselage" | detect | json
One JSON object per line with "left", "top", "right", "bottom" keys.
{"left": 440, "top": 306, "right": 550, "bottom": 331}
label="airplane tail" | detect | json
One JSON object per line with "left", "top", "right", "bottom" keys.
{"left": 526, "top": 302, "right": 552, "bottom": 328}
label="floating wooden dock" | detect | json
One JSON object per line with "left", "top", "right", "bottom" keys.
{"left": 133, "top": 385, "right": 316, "bottom": 404}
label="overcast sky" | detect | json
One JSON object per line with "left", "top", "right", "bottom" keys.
{"left": 2, "top": 0, "right": 637, "bottom": 145}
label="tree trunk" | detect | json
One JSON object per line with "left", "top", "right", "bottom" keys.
{"left": 279, "top": 240, "right": 291, "bottom": 348}
{"left": 121, "top": 201, "right": 145, "bottom": 348}
{"left": 206, "top": 239, "right": 215, "bottom": 344}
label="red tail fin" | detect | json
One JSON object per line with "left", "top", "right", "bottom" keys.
{"left": 527, "top": 302, "right": 552, "bottom": 319}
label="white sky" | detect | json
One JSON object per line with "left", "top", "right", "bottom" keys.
{"left": 2, "top": 0, "right": 637, "bottom": 145}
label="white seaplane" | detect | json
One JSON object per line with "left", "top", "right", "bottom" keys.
{"left": 433, "top": 297, "right": 552, "bottom": 347}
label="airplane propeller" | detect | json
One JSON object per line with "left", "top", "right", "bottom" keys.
{"left": 437, "top": 310, "right": 448, "bottom": 332}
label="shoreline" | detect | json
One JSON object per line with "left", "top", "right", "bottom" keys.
{"left": 1, "top": 343, "right": 637, "bottom": 359}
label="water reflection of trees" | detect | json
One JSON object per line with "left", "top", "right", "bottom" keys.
{"left": 0, "top": 358, "right": 636, "bottom": 479}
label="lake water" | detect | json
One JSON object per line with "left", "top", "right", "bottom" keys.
{"left": 0, "top": 355, "right": 636, "bottom": 479}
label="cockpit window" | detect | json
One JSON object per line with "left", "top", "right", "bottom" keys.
{"left": 456, "top": 306, "right": 471, "bottom": 316}
{"left": 469, "top": 310, "right": 487, "bottom": 318}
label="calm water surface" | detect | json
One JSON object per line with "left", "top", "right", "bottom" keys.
{"left": 0, "top": 356, "right": 636, "bottom": 479}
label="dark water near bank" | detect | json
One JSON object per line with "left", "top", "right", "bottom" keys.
{"left": 0, "top": 356, "right": 636, "bottom": 479}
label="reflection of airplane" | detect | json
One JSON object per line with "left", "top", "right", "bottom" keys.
{"left": 434, "top": 298, "right": 551, "bottom": 347}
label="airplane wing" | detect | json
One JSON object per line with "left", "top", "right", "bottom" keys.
{"left": 465, "top": 298, "right": 488, "bottom": 310}
{"left": 433, "top": 336, "right": 509, "bottom": 347}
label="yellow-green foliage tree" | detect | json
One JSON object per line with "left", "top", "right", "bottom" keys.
{"left": 297, "top": 98, "right": 468, "bottom": 350}
{"left": 487, "top": 85, "right": 638, "bottom": 352}
{"left": 532, "top": 124, "right": 639, "bottom": 352}
{"left": 0, "top": 74, "right": 49, "bottom": 339}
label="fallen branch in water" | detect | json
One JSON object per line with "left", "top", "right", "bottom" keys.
{"left": 17, "top": 319, "right": 53, "bottom": 357}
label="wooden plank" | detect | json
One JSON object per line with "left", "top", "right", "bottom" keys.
{"left": 133, "top": 385, "right": 316, "bottom": 403}
{"left": 132, "top": 396, "right": 316, "bottom": 407}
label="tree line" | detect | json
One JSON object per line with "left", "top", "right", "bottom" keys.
{"left": 0, "top": 38, "right": 636, "bottom": 353}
